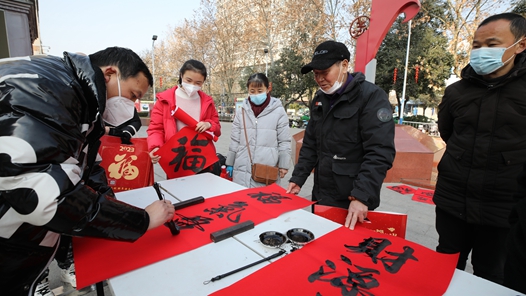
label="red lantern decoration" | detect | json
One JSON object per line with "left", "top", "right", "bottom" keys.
{"left": 415, "top": 65, "right": 419, "bottom": 84}
{"left": 393, "top": 68, "right": 398, "bottom": 84}
{"left": 160, "top": 76, "right": 163, "bottom": 88}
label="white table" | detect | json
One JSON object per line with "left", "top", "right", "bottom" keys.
{"left": 109, "top": 173, "right": 524, "bottom": 296}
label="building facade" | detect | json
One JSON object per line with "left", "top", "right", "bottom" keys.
{"left": 0, "top": 0, "right": 39, "bottom": 58}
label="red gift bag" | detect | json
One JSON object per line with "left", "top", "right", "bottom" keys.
{"left": 98, "top": 135, "right": 154, "bottom": 192}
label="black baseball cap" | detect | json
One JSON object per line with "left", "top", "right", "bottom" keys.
{"left": 301, "top": 41, "right": 351, "bottom": 74}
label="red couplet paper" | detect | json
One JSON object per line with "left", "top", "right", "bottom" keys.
{"left": 98, "top": 136, "right": 154, "bottom": 192}
{"left": 412, "top": 188, "right": 435, "bottom": 205}
{"left": 156, "top": 126, "right": 218, "bottom": 179}
{"left": 314, "top": 205, "right": 408, "bottom": 238}
{"left": 171, "top": 106, "right": 218, "bottom": 142}
{"left": 387, "top": 184, "right": 416, "bottom": 195}
{"left": 73, "top": 183, "right": 313, "bottom": 289}
{"left": 211, "top": 227, "right": 459, "bottom": 296}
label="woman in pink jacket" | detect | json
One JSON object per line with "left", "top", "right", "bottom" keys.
{"left": 147, "top": 60, "right": 221, "bottom": 176}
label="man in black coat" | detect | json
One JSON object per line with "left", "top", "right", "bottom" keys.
{"left": 0, "top": 47, "right": 175, "bottom": 295}
{"left": 286, "top": 41, "right": 395, "bottom": 230}
{"left": 433, "top": 13, "right": 526, "bottom": 285}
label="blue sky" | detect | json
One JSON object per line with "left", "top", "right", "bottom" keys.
{"left": 39, "top": 0, "right": 201, "bottom": 57}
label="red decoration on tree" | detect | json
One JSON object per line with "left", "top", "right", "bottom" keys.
{"left": 415, "top": 65, "right": 419, "bottom": 84}
{"left": 160, "top": 76, "right": 163, "bottom": 88}
{"left": 393, "top": 68, "right": 398, "bottom": 84}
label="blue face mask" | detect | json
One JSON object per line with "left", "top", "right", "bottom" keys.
{"left": 469, "top": 39, "right": 521, "bottom": 75}
{"left": 249, "top": 92, "right": 267, "bottom": 105}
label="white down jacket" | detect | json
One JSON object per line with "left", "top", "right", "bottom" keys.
{"left": 226, "top": 97, "right": 291, "bottom": 187}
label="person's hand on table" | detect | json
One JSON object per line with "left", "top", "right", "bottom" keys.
{"left": 149, "top": 147, "right": 160, "bottom": 164}
{"left": 345, "top": 197, "right": 368, "bottom": 230}
{"left": 196, "top": 121, "right": 211, "bottom": 133}
{"left": 145, "top": 200, "right": 175, "bottom": 230}
{"left": 286, "top": 182, "right": 301, "bottom": 195}
{"left": 226, "top": 166, "right": 233, "bottom": 177}
{"left": 279, "top": 169, "right": 288, "bottom": 178}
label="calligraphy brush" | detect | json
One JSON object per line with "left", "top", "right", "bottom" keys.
{"left": 156, "top": 183, "right": 205, "bottom": 210}
{"left": 153, "top": 182, "right": 180, "bottom": 236}
{"left": 203, "top": 250, "right": 286, "bottom": 284}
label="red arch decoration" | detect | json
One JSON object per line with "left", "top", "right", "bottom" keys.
{"left": 354, "top": 0, "right": 421, "bottom": 73}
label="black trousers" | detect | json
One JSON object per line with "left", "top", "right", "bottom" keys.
{"left": 504, "top": 197, "right": 526, "bottom": 293}
{"left": 55, "top": 235, "right": 74, "bottom": 269}
{"left": 435, "top": 207, "right": 509, "bottom": 285}
{"left": 0, "top": 238, "right": 57, "bottom": 295}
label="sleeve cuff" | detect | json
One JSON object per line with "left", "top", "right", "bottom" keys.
{"left": 278, "top": 152, "right": 291, "bottom": 169}
{"left": 226, "top": 151, "right": 236, "bottom": 166}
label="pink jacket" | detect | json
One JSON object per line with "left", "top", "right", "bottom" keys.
{"left": 147, "top": 86, "right": 221, "bottom": 151}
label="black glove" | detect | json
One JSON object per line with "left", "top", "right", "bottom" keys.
{"left": 108, "top": 127, "right": 133, "bottom": 144}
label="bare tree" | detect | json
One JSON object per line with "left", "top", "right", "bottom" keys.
{"left": 201, "top": 0, "right": 254, "bottom": 106}
{"left": 425, "top": 0, "right": 511, "bottom": 76}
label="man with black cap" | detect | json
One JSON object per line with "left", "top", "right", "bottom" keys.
{"left": 286, "top": 40, "right": 395, "bottom": 230}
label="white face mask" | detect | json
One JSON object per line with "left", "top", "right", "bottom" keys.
{"left": 181, "top": 82, "right": 201, "bottom": 97}
{"left": 103, "top": 77, "right": 135, "bottom": 127}
{"left": 320, "top": 63, "right": 343, "bottom": 95}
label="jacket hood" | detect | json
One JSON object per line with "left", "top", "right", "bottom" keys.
{"left": 64, "top": 52, "right": 106, "bottom": 133}
{"left": 65, "top": 52, "right": 106, "bottom": 114}
{"left": 461, "top": 52, "right": 526, "bottom": 85}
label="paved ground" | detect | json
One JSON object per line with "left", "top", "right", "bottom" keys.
{"left": 49, "top": 121, "right": 472, "bottom": 295}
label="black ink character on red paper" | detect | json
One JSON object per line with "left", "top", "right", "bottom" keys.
{"left": 169, "top": 135, "right": 208, "bottom": 173}
{"left": 247, "top": 192, "right": 292, "bottom": 204}
{"left": 390, "top": 186, "right": 413, "bottom": 194}
{"left": 345, "top": 237, "right": 392, "bottom": 264}
{"left": 308, "top": 255, "right": 380, "bottom": 296}
{"left": 174, "top": 213, "right": 213, "bottom": 232}
{"left": 417, "top": 190, "right": 433, "bottom": 198}
{"left": 379, "top": 246, "right": 418, "bottom": 274}
{"left": 345, "top": 237, "right": 418, "bottom": 273}
{"left": 203, "top": 201, "right": 248, "bottom": 223}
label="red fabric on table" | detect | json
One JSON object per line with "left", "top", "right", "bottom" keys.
{"left": 211, "top": 226, "right": 459, "bottom": 296}
{"left": 412, "top": 188, "right": 435, "bottom": 205}
{"left": 73, "top": 183, "right": 313, "bottom": 289}
{"left": 314, "top": 205, "right": 408, "bottom": 238}
{"left": 98, "top": 136, "right": 154, "bottom": 192}
{"left": 387, "top": 184, "right": 416, "bottom": 195}
{"left": 156, "top": 126, "right": 218, "bottom": 179}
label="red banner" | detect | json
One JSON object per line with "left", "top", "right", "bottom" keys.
{"left": 211, "top": 227, "right": 458, "bottom": 296}
{"left": 412, "top": 188, "right": 435, "bottom": 205}
{"left": 157, "top": 126, "right": 218, "bottom": 179}
{"left": 73, "top": 183, "right": 313, "bottom": 289}
{"left": 387, "top": 184, "right": 416, "bottom": 195}
{"left": 99, "top": 136, "right": 154, "bottom": 192}
{"left": 314, "top": 205, "right": 408, "bottom": 238}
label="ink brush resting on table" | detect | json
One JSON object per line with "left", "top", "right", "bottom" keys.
{"left": 155, "top": 182, "right": 205, "bottom": 209}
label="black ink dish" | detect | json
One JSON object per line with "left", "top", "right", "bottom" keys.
{"left": 286, "top": 228, "right": 315, "bottom": 246}
{"left": 259, "top": 231, "right": 287, "bottom": 248}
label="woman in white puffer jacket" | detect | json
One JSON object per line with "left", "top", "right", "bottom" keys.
{"left": 226, "top": 73, "right": 292, "bottom": 188}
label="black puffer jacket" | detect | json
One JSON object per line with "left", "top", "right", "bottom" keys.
{"left": 290, "top": 72, "right": 395, "bottom": 209}
{"left": 0, "top": 53, "right": 149, "bottom": 294}
{"left": 434, "top": 53, "right": 526, "bottom": 228}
